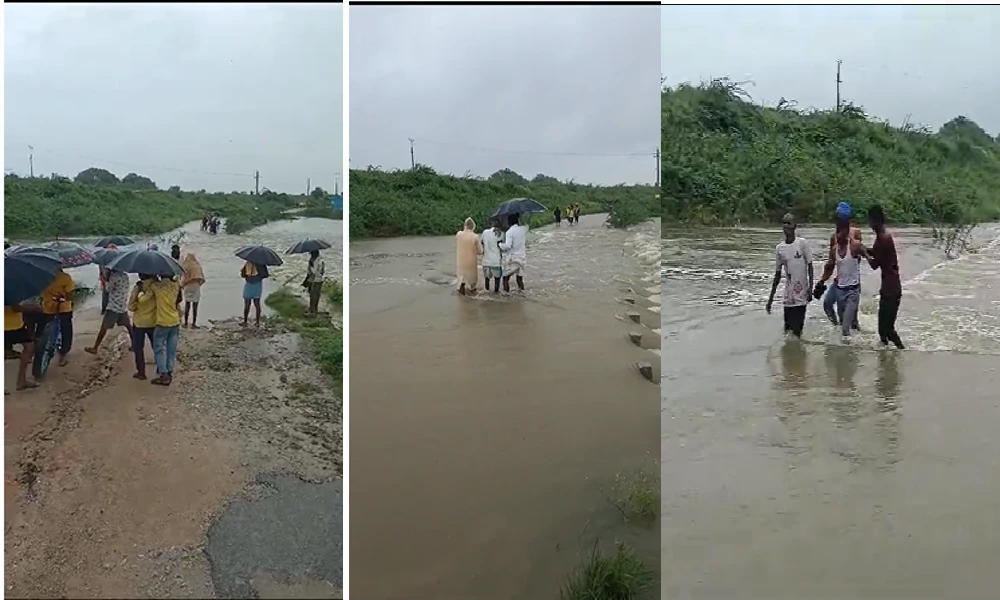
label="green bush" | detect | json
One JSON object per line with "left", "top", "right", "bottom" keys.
{"left": 4, "top": 174, "right": 308, "bottom": 239}
{"left": 561, "top": 542, "right": 655, "bottom": 600}
{"left": 660, "top": 79, "right": 1000, "bottom": 226}
{"left": 350, "top": 165, "right": 657, "bottom": 238}
{"left": 265, "top": 286, "right": 343, "bottom": 385}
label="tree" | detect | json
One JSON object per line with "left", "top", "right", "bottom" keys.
{"left": 74, "top": 167, "right": 120, "bottom": 185}
{"left": 530, "top": 173, "right": 560, "bottom": 185}
{"left": 488, "top": 168, "right": 528, "bottom": 185}
{"left": 121, "top": 172, "right": 158, "bottom": 190}
{"left": 310, "top": 186, "right": 328, "bottom": 200}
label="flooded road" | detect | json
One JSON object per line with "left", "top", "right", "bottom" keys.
{"left": 65, "top": 217, "right": 343, "bottom": 321}
{"left": 350, "top": 214, "right": 661, "bottom": 599}
{"left": 661, "top": 224, "right": 1000, "bottom": 599}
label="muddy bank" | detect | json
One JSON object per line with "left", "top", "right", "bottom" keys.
{"left": 4, "top": 312, "right": 343, "bottom": 599}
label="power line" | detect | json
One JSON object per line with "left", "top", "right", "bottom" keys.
{"left": 22, "top": 145, "right": 255, "bottom": 179}
{"left": 411, "top": 137, "right": 652, "bottom": 158}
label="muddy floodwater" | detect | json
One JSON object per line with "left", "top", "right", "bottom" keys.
{"left": 661, "top": 224, "right": 1000, "bottom": 599}
{"left": 350, "top": 214, "right": 661, "bottom": 599}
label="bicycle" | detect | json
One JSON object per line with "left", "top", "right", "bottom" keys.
{"left": 31, "top": 299, "right": 68, "bottom": 381}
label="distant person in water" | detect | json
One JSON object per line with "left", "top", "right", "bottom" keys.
{"left": 500, "top": 212, "right": 527, "bottom": 292}
{"left": 553, "top": 206, "right": 562, "bottom": 226}
{"left": 480, "top": 217, "right": 503, "bottom": 293}
{"left": 766, "top": 213, "right": 813, "bottom": 338}
{"left": 180, "top": 252, "right": 205, "bottom": 327}
{"left": 865, "top": 205, "right": 905, "bottom": 349}
{"left": 240, "top": 261, "right": 268, "bottom": 327}
{"left": 455, "top": 217, "right": 482, "bottom": 296}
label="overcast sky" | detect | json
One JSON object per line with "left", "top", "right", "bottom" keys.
{"left": 4, "top": 3, "right": 343, "bottom": 194}
{"left": 661, "top": 5, "right": 1000, "bottom": 136}
{"left": 350, "top": 6, "right": 660, "bottom": 186}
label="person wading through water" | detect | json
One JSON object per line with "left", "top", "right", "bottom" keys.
{"left": 865, "top": 204, "right": 905, "bottom": 349}
{"left": 818, "top": 202, "right": 863, "bottom": 330}
{"left": 499, "top": 212, "right": 527, "bottom": 292}
{"left": 304, "top": 250, "right": 326, "bottom": 314}
{"left": 180, "top": 252, "right": 205, "bottom": 327}
{"left": 818, "top": 217, "right": 868, "bottom": 340}
{"left": 455, "top": 217, "right": 482, "bottom": 296}
{"left": 480, "top": 217, "right": 503, "bottom": 293}
{"left": 766, "top": 213, "right": 814, "bottom": 338}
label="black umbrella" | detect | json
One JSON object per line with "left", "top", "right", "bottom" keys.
{"left": 490, "top": 198, "right": 547, "bottom": 218}
{"left": 94, "top": 235, "right": 136, "bottom": 248}
{"left": 93, "top": 247, "right": 124, "bottom": 267}
{"left": 4, "top": 246, "right": 63, "bottom": 305}
{"left": 106, "top": 248, "right": 184, "bottom": 277}
{"left": 235, "top": 245, "right": 284, "bottom": 266}
{"left": 43, "top": 240, "right": 95, "bottom": 268}
{"left": 286, "top": 238, "right": 332, "bottom": 255}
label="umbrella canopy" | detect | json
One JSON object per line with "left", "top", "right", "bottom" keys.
{"left": 42, "top": 240, "right": 95, "bottom": 268}
{"left": 4, "top": 246, "right": 63, "bottom": 305}
{"left": 106, "top": 249, "right": 184, "bottom": 277}
{"left": 490, "top": 198, "right": 547, "bottom": 218}
{"left": 286, "top": 238, "right": 332, "bottom": 255}
{"left": 94, "top": 235, "right": 136, "bottom": 248}
{"left": 235, "top": 245, "right": 284, "bottom": 266}
{"left": 93, "top": 247, "right": 124, "bottom": 267}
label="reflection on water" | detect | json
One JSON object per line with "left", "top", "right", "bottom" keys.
{"left": 64, "top": 218, "right": 342, "bottom": 321}
{"left": 350, "top": 215, "right": 660, "bottom": 599}
{"left": 662, "top": 224, "right": 1000, "bottom": 598}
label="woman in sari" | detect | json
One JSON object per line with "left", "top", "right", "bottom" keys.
{"left": 180, "top": 252, "right": 206, "bottom": 328}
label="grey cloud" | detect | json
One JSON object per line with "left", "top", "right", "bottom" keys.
{"left": 350, "top": 5, "right": 660, "bottom": 185}
{"left": 661, "top": 5, "right": 1000, "bottom": 134}
{"left": 4, "top": 3, "right": 343, "bottom": 193}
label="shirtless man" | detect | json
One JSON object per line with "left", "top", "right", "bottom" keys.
{"left": 817, "top": 202, "right": 863, "bottom": 329}
{"left": 819, "top": 218, "right": 868, "bottom": 339}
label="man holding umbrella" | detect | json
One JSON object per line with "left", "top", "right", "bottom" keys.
{"left": 499, "top": 213, "right": 527, "bottom": 292}
{"left": 5, "top": 245, "right": 63, "bottom": 389}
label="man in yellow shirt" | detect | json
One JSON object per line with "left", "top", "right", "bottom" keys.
{"left": 40, "top": 269, "right": 75, "bottom": 367}
{"left": 5, "top": 305, "right": 38, "bottom": 390}
{"left": 146, "top": 276, "right": 181, "bottom": 386}
{"left": 128, "top": 274, "right": 158, "bottom": 380}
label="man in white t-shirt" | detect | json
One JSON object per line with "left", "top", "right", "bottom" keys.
{"left": 480, "top": 218, "right": 503, "bottom": 292}
{"left": 499, "top": 213, "right": 527, "bottom": 292}
{"left": 766, "top": 212, "right": 814, "bottom": 337}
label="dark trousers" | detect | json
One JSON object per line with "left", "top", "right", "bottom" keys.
{"left": 39, "top": 312, "right": 74, "bottom": 354}
{"left": 132, "top": 327, "right": 155, "bottom": 375}
{"left": 878, "top": 293, "right": 904, "bottom": 348}
{"left": 101, "top": 290, "right": 109, "bottom": 314}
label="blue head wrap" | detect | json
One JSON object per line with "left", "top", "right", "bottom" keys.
{"left": 836, "top": 202, "right": 852, "bottom": 218}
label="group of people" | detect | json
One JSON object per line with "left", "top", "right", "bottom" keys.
{"left": 201, "top": 214, "right": 221, "bottom": 235}
{"left": 554, "top": 204, "right": 581, "bottom": 226}
{"left": 766, "top": 201, "right": 905, "bottom": 349}
{"left": 455, "top": 212, "right": 528, "bottom": 295}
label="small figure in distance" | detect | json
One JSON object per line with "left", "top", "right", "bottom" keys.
{"left": 766, "top": 212, "right": 813, "bottom": 338}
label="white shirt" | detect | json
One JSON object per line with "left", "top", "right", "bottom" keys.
{"left": 480, "top": 228, "right": 502, "bottom": 268}
{"left": 775, "top": 237, "right": 812, "bottom": 307}
{"left": 499, "top": 224, "right": 527, "bottom": 263}
{"left": 308, "top": 258, "right": 326, "bottom": 284}
{"left": 835, "top": 243, "right": 861, "bottom": 288}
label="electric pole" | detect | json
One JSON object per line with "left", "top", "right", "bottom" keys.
{"left": 28, "top": 145, "right": 34, "bottom": 178}
{"left": 307, "top": 178, "right": 311, "bottom": 196}
{"left": 409, "top": 138, "right": 415, "bottom": 169}
{"left": 654, "top": 146, "right": 661, "bottom": 188}
{"left": 836, "top": 59, "right": 842, "bottom": 111}
{"left": 254, "top": 170, "right": 260, "bottom": 195}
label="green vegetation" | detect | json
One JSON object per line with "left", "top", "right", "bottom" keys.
{"left": 350, "top": 166, "right": 657, "bottom": 238}
{"left": 264, "top": 286, "right": 343, "bottom": 386}
{"left": 661, "top": 79, "right": 1000, "bottom": 227}
{"left": 560, "top": 542, "right": 656, "bottom": 600}
{"left": 608, "top": 468, "right": 660, "bottom": 522}
{"left": 3, "top": 168, "right": 338, "bottom": 239}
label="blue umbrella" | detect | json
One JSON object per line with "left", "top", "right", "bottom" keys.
{"left": 235, "top": 245, "right": 284, "bottom": 266}
{"left": 286, "top": 238, "right": 331, "bottom": 255}
{"left": 490, "top": 198, "right": 547, "bottom": 218}
{"left": 4, "top": 246, "right": 63, "bottom": 305}
{"left": 107, "top": 248, "right": 184, "bottom": 277}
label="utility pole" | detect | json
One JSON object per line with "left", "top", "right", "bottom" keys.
{"left": 254, "top": 170, "right": 260, "bottom": 195}
{"left": 409, "top": 138, "right": 415, "bottom": 169}
{"left": 28, "top": 145, "right": 34, "bottom": 178}
{"left": 836, "top": 59, "right": 843, "bottom": 111}
{"left": 307, "top": 178, "right": 311, "bottom": 196}
{"left": 654, "top": 146, "right": 661, "bottom": 188}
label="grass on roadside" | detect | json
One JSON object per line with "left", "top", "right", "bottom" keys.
{"left": 265, "top": 287, "right": 343, "bottom": 385}
{"left": 608, "top": 468, "right": 660, "bottom": 522}
{"left": 323, "top": 280, "right": 343, "bottom": 306}
{"left": 560, "top": 541, "right": 655, "bottom": 600}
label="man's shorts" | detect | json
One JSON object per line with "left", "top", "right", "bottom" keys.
{"left": 482, "top": 266, "right": 502, "bottom": 280}
{"left": 5, "top": 327, "right": 32, "bottom": 347}
{"left": 783, "top": 305, "right": 807, "bottom": 337}
{"left": 102, "top": 310, "right": 131, "bottom": 330}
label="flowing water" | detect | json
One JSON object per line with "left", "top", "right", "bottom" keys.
{"left": 64, "top": 217, "right": 343, "bottom": 321}
{"left": 661, "top": 224, "right": 1000, "bottom": 599}
{"left": 350, "top": 214, "right": 661, "bottom": 599}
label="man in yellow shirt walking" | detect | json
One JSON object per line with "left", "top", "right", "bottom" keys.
{"left": 40, "top": 268, "right": 75, "bottom": 367}
{"left": 146, "top": 276, "right": 182, "bottom": 386}
{"left": 128, "top": 274, "right": 158, "bottom": 380}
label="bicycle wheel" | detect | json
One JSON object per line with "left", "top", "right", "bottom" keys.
{"left": 31, "top": 320, "right": 60, "bottom": 380}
